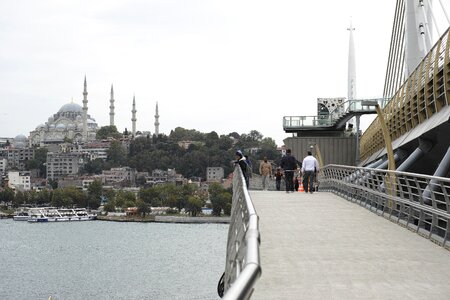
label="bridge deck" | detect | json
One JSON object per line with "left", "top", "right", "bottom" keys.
{"left": 250, "top": 191, "right": 450, "bottom": 300}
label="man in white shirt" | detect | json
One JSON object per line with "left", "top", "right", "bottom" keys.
{"left": 301, "top": 151, "right": 319, "bottom": 193}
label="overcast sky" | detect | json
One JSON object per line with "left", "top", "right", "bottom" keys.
{"left": 1, "top": 0, "right": 449, "bottom": 146}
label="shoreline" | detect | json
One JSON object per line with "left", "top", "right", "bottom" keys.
{"left": 96, "top": 215, "right": 230, "bottom": 224}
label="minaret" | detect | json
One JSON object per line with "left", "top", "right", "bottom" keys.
{"left": 109, "top": 84, "right": 115, "bottom": 126}
{"left": 131, "top": 95, "right": 137, "bottom": 137}
{"left": 347, "top": 21, "right": 356, "bottom": 100}
{"left": 82, "top": 76, "right": 88, "bottom": 142}
{"left": 154, "top": 102, "right": 160, "bottom": 136}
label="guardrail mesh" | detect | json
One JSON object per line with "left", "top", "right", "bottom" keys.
{"left": 320, "top": 164, "right": 450, "bottom": 249}
{"left": 221, "top": 166, "right": 261, "bottom": 300}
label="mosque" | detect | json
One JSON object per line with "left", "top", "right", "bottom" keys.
{"left": 28, "top": 77, "right": 160, "bottom": 147}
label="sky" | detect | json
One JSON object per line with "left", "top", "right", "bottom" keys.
{"left": 1, "top": 0, "right": 449, "bottom": 146}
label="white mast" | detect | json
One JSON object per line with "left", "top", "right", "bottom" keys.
{"left": 347, "top": 20, "right": 357, "bottom": 101}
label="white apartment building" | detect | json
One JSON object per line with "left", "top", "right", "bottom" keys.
{"left": 8, "top": 171, "right": 31, "bottom": 191}
{"left": 207, "top": 167, "right": 224, "bottom": 182}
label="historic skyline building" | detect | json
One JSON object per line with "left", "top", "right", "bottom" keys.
{"left": 28, "top": 77, "right": 160, "bottom": 145}
{"left": 29, "top": 77, "right": 98, "bottom": 147}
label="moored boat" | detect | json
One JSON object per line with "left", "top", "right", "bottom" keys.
{"left": 13, "top": 208, "right": 30, "bottom": 221}
{"left": 27, "top": 208, "right": 96, "bottom": 223}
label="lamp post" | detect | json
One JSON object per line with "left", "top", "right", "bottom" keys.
{"left": 361, "top": 100, "right": 396, "bottom": 206}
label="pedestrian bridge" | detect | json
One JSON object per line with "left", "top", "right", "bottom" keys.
{"left": 219, "top": 166, "right": 450, "bottom": 299}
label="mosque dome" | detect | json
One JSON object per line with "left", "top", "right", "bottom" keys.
{"left": 13, "top": 134, "right": 28, "bottom": 149}
{"left": 58, "top": 102, "right": 83, "bottom": 113}
{"left": 56, "top": 123, "right": 66, "bottom": 130}
{"left": 15, "top": 134, "right": 27, "bottom": 141}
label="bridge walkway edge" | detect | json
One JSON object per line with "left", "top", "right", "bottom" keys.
{"left": 249, "top": 191, "right": 450, "bottom": 300}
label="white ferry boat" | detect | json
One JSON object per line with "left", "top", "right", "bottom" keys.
{"left": 27, "top": 207, "right": 97, "bottom": 222}
{"left": 13, "top": 208, "right": 31, "bottom": 221}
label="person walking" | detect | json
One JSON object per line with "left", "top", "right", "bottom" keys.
{"left": 301, "top": 151, "right": 319, "bottom": 194}
{"left": 259, "top": 157, "right": 272, "bottom": 191}
{"left": 274, "top": 167, "right": 283, "bottom": 191}
{"left": 235, "top": 150, "right": 249, "bottom": 188}
{"left": 280, "top": 149, "right": 298, "bottom": 193}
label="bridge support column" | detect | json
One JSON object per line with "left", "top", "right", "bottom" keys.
{"left": 349, "top": 158, "right": 385, "bottom": 183}
{"left": 396, "top": 139, "right": 433, "bottom": 172}
{"left": 376, "top": 150, "right": 406, "bottom": 170}
{"left": 422, "top": 145, "right": 450, "bottom": 204}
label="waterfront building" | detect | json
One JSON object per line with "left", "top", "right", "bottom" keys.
{"left": 1, "top": 148, "right": 35, "bottom": 171}
{"left": 68, "top": 141, "right": 110, "bottom": 161}
{"left": 8, "top": 171, "right": 31, "bottom": 191}
{"left": 145, "top": 169, "right": 185, "bottom": 186}
{"left": 102, "top": 167, "right": 136, "bottom": 186}
{"left": 46, "top": 152, "right": 86, "bottom": 180}
{"left": 206, "top": 167, "right": 224, "bottom": 182}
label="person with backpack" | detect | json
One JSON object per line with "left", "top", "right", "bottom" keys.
{"left": 235, "top": 150, "right": 249, "bottom": 188}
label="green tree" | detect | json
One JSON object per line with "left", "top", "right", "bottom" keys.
{"left": 83, "top": 158, "right": 108, "bottom": 175}
{"left": 104, "top": 201, "right": 116, "bottom": 212}
{"left": 136, "top": 199, "right": 150, "bottom": 217}
{"left": 62, "top": 186, "right": 87, "bottom": 208}
{"left": 139, "top": 187, "right": 159, "bottom": 206}
{"left": 51, "top": 189, "right": 73, "bottom": 208}
{"left": 115, "top": 190, "right": 136, "bottom": 209}
{"left": 186, "top": 195, "right": 204, "bottom": 217}
{"left": 13, "top": 191, "right": 27, "bottom": 207}
{"left": 0, "top": 188, "right": 15, "bottom": 205}
{"left": 87, "top": 180, "right": 102, "bottom": 208}
{"left": 209, "top": 183, "right": 232, "bottom": 216}
{"left": 36, "top": 189, "right": 52, "bottom": 205}
{"left": 107, "top": 141, "right": 127, "bottom": 167}
{"left": 96, "top": 125, "right": 122, "bottom": 140}
{"left": 26, "top": 147, "right": 48, "bottom": 178}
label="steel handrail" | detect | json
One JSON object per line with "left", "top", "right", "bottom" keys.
{"left": 221, "top": 166, "right": 261, "bottom": 300}
{"left": 319, "top": 164, "right": 450, "bottom": 249}
{"left": 283, "top": 98, "right": 389, "bottom": 129}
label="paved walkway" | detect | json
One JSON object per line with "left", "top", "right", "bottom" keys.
{"left": 250, "top": 191, "right": 450, "bottom": 300}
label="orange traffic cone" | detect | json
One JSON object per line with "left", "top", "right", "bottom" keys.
{"left": 298, "top": 180, "right": 304, "bottom": 192}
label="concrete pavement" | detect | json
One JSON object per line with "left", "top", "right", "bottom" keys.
{"left": 250, "top": 190, "right": 450, "bottom": 300}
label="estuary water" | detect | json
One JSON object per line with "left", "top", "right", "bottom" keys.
{"left": 0, "top": 219, "right": 228, "bottom": 300}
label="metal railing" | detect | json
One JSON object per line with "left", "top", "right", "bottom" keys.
{"left": 319, "top": 164, "right": 450, "bottom": 249}
{"left": 283, "top": 98, "right": 389, "bottom": 129}
{"left": 221, "top": 166, "right": 261, "bottom": 300}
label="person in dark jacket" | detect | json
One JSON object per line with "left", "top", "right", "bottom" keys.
{"left": 274, "top": 167, "right": 283, "bottom": 191}
{"left": 235, "top": 150, "right": 249, "bottom": 188}
{"left": 280, "top": 149, "right": 298, "bottom": 193}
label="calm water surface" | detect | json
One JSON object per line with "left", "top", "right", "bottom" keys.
{"left": 0, "top": 219, "right": 228, "bottom": 300}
